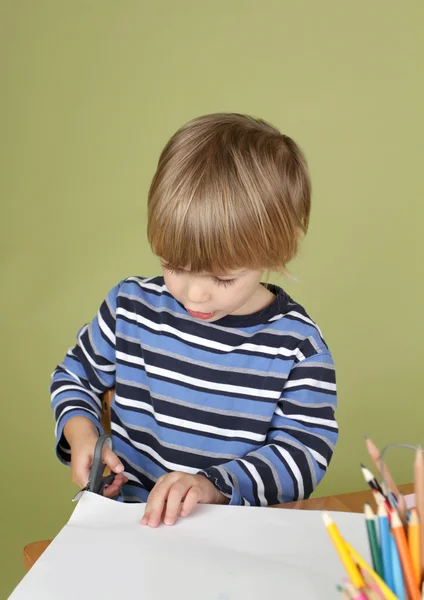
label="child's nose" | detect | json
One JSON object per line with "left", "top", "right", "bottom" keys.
{"left": 186, "top": 282, "right": 210, "bottom": 304}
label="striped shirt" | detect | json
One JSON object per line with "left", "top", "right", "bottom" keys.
{"left": 51, "top": 276, "right": 338, "bottom": 505}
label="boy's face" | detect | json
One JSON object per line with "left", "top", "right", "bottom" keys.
{"left": 161, "top": 262, "right": 273, "bottom": 322}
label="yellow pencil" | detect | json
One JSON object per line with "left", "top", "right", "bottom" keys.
{"left": 344, "top": 540, "right": 399, "bottom": 600}
{"left": 323, "top": 513, "right": 365, "bottom": 589}
{"left": 409, "top": 508, "right": 421, "bottom": 588}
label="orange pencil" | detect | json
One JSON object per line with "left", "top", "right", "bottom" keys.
{"left": 397, "top": 493, "right": 408, "bottom": 529}
{"left": 414, "top": 447, "right": 424, "bottom": 579}
{"left": 391, "top": 509, "right": 421, "bottom": 600}
{"left": 365, "top": 437, "right": 400, "bottom": 497}
{"left": 409, "top": 509, "right": 421, "bottom": 588}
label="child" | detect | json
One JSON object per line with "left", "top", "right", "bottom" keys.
{"left": 51, "top": 113, "right": 338, "bottom": 528}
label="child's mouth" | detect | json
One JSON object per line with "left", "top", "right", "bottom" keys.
{"left": 187, "top": 309, "right": 216, "bottom": 320}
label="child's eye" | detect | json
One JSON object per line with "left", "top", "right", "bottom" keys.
{"left": 213, "top": 277, "right": 236, "bottom": 288}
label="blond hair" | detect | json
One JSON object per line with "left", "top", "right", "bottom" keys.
{"left": 147, "top": 113, "right": 311, "bottom": 274}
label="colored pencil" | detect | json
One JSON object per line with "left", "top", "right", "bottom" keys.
{"left": 364, "top": 588, "right": 385, "bottom": 600}
{"left": 408, "top": 508, "right": 421, "bottom": 587}
{"left": 389, "top": 531, "right": 405, "bottom": 600}
{"left": 360, "top": 569, "right": 386, "bottom": 599}
{"left": 378, "top": 503, "right": 395, "bottom": 591}
{"left": 362, "top": 464, "right": 386, "bottom": 497}
{"left": 337, "top": 583, "right": 350, "bottom": 599}
{"left": 343, "top": 580, "right": 368, "bottom": 600}
{"left": 364, "top": 503, "right": 384, "bottom": 577}
{"left": 365, "top": 437, "right": 400, "bottom": 497}
{"left": 414, "top": 447, "right": 424, "bottom": 579}
{"left": 373, "top": 489, "right": 388, "bottom": 510}
{"left": 323, "top": 513, "right": 365, "bottom": 589}
{"left": 345, "top": 540, "right": 400, "bottom": 600}
{"left": 396, "top": 494, "right": 407, "bottom": 528}
{"left": 391, "top": 509, "right": 421, "bottom": 600}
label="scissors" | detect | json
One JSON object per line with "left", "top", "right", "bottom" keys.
{"left": 72, "top": 434, "right": 117, "bottom": 502}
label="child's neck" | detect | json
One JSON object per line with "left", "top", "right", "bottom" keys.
{"left": 231, "top": 283, "right": 276, "bottom": 316}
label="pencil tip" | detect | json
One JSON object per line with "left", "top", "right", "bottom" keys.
{"left": 364, "top": 435, "right": 369, "bottom": 440}
{"left": 322, "top": 512, "right": 333, "bottom": 526}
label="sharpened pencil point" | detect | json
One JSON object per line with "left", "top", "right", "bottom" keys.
{"left": 322, "top": 512, "right": 333, "bottom": 526}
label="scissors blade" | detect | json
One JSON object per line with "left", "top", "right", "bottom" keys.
{"left": 72, "top": 484, "right": 88, "bottom": 503}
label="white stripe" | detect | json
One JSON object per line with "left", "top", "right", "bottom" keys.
{"left": 79, "top": 333, "right": 115, "bottom": 374}
{"left": 127, "top": 277, "right": 167, "bottom": 294}
{"left": 116, "top": 350, "right": 280, "bottom": 399}
{"left": 284, "top": 378, "right": 336, "bottom": 392}
{"left": 97, "top": 312, "right": 116, "bottom": 346}
{"left": 308, "top": 447, "right": 328, "bottom": 467}
{"left": 268, "top": 314, "right": 282, "bottom": 322}
{"left": 241, "top": 460, "right": 267, "bottom": 506}
{"left": 288, "top": 311, "right": 323, "bottom": 338}
{"left": 250, "top": 452, "right": 283, "bottom": 503}
{"left": 116, "top": 307, "right": 304, "bottom": 361}
{"left": 275, "top": 405, "right": 338, "bottom": 428}
{"left": 51, "top": 384, "right": 102, "bottom": 408}
{"left": 273, "top": 445, "right": 305, "bottom": 499}
{"left": 55, "top": 406, "right": 99, "bottom": 436}
{"left": 112, "top": 423, "right": 198, "bottom": 474}
{"left": 115, "top": 395, "right": 266, "bottom": 442}
{"left": 53, "top": 364, "right": 84, "bottom": 386}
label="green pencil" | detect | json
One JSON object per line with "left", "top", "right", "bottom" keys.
{"left": 364, "top": 502, "right": 383, "bottom": 578}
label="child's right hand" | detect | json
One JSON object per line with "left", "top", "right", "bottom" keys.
{"left": 64, "top": 416, "right": 127, "bottom": 498}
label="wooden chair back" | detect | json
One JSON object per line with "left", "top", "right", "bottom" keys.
{"left": 101, "top": 388, "right": 114, "bottom": 434}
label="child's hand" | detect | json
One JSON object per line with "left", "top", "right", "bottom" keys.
{"left": 65, "top": 416, "right": 128, "bottom": 498}
{"left": 141, "top": 472, "right": 228, "bottom": 527}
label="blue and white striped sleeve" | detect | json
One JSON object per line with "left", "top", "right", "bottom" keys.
{"left": 201, "top": 351, "right": 338, "bottom": 506}
{"left": 50, "top": 283, "right": 120, "bottom": 464}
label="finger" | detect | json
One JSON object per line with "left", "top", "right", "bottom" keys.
{"left": 164, "top": 481, "right": 193, "bottom": 525}
{"left": 102, "top": 446, "right": 125, "bottom": 474}
{"left": 142, "top": 487, "right": 168, "bottom": 528}
{"left": 180, "top": 486, "right": 201, "bottom": 517}
{"left": 142, "top": 474, "right": 182, "bottom": 527}
{"left": 104, "top": 474, "right": 127, "bottom": 498}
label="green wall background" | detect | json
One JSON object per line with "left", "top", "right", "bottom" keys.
{"left": 2, "top": 0, "right": 423, "bottom": 595}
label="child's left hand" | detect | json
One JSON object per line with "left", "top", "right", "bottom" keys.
{"left": 141, "top": 472, "right": 228, "bottom": 527}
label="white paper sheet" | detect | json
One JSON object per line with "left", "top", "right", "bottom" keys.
{"left": 10, "top": 493, "right": 371, "bottom": 599}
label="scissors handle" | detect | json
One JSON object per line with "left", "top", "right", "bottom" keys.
{"left": 88, "top": 434, "right": 116, "bottom": 495}
{"left": 72, "top": 434, "right": 118, "bottom": 502}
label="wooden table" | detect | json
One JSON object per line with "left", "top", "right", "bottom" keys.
{"left": 23, "top": 484, "right": 414, "bottom": 571}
